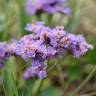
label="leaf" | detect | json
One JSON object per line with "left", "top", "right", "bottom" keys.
{"left": 1, "top": 57, "right": 19, "bottom": 96}
{"left": 83, "top": 49, "right": 96, "bottom": 64}
{"left": 41, "top": 86, "right": 62, "bottom": 96}
{"left": 68, "top": 65, "right": 82, "bottom": 82}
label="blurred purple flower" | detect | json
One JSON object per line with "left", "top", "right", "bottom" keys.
{"left": 0, "top": 42, "right": 11, "bottom": 68}
{"left": 25, "top": 0, "right": 71, "bottom": 15}
{"left": 68, "top": 34, "right": 93, "bottom": 58}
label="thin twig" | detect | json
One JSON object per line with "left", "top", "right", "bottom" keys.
{"left": 48, "top": 61, "right": 59, "bottom": 73}
{"left": 34, "top": 79, "right": 44, "bottom": 96}
{"left": 69, "top": 66, "right": 96, "bottom": 96}
{"left": 80, "top": 91, "right": 96, "bottom": 96}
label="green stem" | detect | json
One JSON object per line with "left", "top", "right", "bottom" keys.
{"left": 34, "top": 79, "right": 44, "bottom": 96}
{"left": 47, "top": 14, "right": 53, "bottom": 26}
{"left": 69, "top": 66, "right": 96, "bottom": 96}
{"left": 48, "top": 60, "right": 58, "bottom": 73}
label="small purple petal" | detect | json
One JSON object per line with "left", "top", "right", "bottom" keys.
{"left": 38, "top": 71, "right": 47, "bottom": 79}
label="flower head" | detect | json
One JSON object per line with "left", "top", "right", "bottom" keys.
{"left": 25, "top": 22, "right": 93, "bottom": 60}
{"left": 68, "top": 34, "right": 93, "bottom": 58}
{"left": 25, "top": 0, "right": 71, "bottom": 15}
{"left": 23, "top": 60, "right": 47, "bottom": 79}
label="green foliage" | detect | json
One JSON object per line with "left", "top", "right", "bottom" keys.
{"left": 41, "top": 86, "right": 62, "bottom": 96}
{"left": 1, "top": 57, "right": 19, "bottom": 96}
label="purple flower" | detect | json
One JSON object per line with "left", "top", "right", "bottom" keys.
{"left": 23, "top": 60, "right": 47, "bottom": 79}
{"left": 0, "top": 42, "right": 10, "bottom": 68}
{"left": 68, "top": 34, "right": 93, "bottom": 58}
{"left": 25, "top": 0, "right": 71, "bottom": 15}
{"left": 23, "top": 22, "right": 93, "bottom": 79}
{"left": 38, "top": 71, "right": 47, "bottom": 79}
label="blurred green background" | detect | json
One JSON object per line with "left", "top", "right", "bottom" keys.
{"left": 0, "top": 0, "right": 96, "bottom": 96}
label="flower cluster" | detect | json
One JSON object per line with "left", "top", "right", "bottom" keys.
{"left": 0, "top": 22, "right": 93, "bottom": 79}
{"left": 14, "top": 22, "right": 93, "bottom": 79}
{"left": 25, "top": 0, "right": 71, "bottom": 15}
